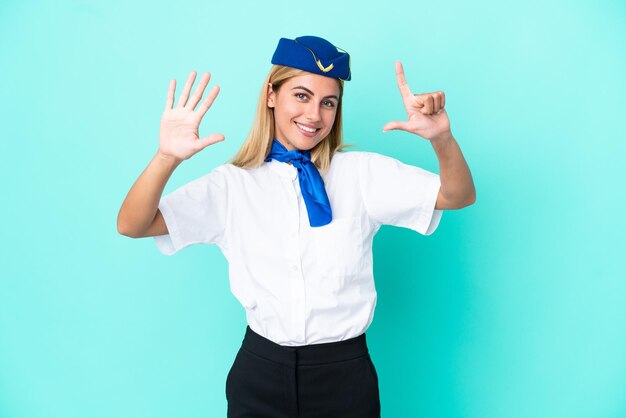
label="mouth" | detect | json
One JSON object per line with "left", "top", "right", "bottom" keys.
{"left": 295, "top": 122, "right": 321, "bottom": 137}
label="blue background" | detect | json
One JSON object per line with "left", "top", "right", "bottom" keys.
{"left": 1, "top": 0, "right": 625, "bottom": 417}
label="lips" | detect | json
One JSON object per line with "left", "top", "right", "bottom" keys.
{"left": 294, "top": 122, "right": 321, "bottom": 138}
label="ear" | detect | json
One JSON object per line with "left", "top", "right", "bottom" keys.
{"left": 267, "top": 83, "right": 276, "bottom": 108}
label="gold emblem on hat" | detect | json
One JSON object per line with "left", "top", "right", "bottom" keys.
{"left": 296, "top": 40, "right": 351, "bottom": 80}
{"left": 301, "top": 45, "right": 335, "bottom": 73}
{"left": 316, "top": 60, "right": 334, "bottom": 73}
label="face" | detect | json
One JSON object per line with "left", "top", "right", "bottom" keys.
{"left": 267, "top": 72, "right": 340, "bottom": 151}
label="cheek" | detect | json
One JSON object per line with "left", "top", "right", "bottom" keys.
{"left": 323, "top": 111, "right": 337, "bottom": 128}
{"left": 276, "top": 102, "right": 300, "bottom": 121}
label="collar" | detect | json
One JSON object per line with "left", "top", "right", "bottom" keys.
{"left": 266, "top": 159, "right": 298, "bottom": 181}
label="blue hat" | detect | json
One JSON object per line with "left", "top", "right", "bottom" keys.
{"left": 271, "top": 36, "right": 351, "bottom": 81}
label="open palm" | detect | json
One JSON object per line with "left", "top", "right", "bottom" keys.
{"left": 159, "top": 71, "right": 224, "bottom": 161}
{"left": 383, "top": 61, "right": 451, "bottom": 141}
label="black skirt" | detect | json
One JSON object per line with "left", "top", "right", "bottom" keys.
{"left": 226, "top": 326, "right": 381, "bottom": 418}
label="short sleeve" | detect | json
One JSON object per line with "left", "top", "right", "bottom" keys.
{"left": 153, "top": 166, "right": 229, "bottom": 255}
{"left": 358, "top": 151, "right": 443, "bottom": 235}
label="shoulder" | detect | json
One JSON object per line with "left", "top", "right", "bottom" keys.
{"left": 330, "top": 150, "right": 375, "bottom": 166}
{"left": 324, "top": 150, "right": 392, "bottom": 184}
{"left": 331, "top": 150, "right": 398, "bottom": 168}
{"left": 341, "top": 150, "right": 435, "bottom": 179}
{"left": 187, "top": 163, "right": 243, "bottom": 188}
{"left": 327, "top": 150, "right": 406, "bottom": 177}
{"left": 209, "top": 162, "right": 256, "bottom": 178}
{"left": 206, "top": 162, "right": 273, "bottom": 187}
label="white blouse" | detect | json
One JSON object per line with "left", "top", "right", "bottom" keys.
{"left": 154, "top": 150, "right": 442, "bottom": 346}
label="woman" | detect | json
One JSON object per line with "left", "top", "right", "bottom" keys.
{"left": 117, "top": 35, "right": 475, "bottom": 418}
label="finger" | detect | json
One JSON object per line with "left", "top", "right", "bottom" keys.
{"left": 395, "top": 61, "right": 413, "bottom": 99}
{"left": 415, "top": 92, "right": 445, "bottom": 113}
{"left": 176, "top": 70, "right": 197, "bottom": 108}
{"left": 187, "top": 72, "right": 211, "bottom": 110}
{"left": 165, "top": 79, "right": 176, "bottom": 111}
{"left": 382, "top": 120, "right": 412, "bottom": 132}
{"left": 197, "top": 85, "right": 220, "bottom": 120}
{"left": 194, "top": 133, "right": 225, "bottom": 152}
{"left": 432, "top": 93, "right": 442, "bottom": 112}
{"left": 419, "top": 95, "right": 434, "bottom": 114}
{"left": 441, "top": 91, "right": 445, "bottom": 108}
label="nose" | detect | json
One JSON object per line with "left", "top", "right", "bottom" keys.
{"left": 304, "top": 101, "right": 321, "bottom": 122}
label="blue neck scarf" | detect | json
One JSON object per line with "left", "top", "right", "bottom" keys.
{"left": 264, "top": 138, "right": 332, "bottom": 227}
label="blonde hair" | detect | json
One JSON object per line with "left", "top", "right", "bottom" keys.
{"left": 227, "top": 65, "right": 354, "bottom": 173}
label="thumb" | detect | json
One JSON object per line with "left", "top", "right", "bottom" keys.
{"left": 382, "top": 121, "right": 412, "bottom": 132}
{"left": 194, "top": 133, "right": 225, "bottom": 152}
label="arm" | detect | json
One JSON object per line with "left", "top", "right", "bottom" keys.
{"left": 431, "top": 132, "right": 475, "bottom": 209}
{"left": 117, "top": 151, "right": 181, "bottom": 238}
{"left": 117, "top": 70, "right": 224, "bottom": 238}
{"left": 383, "top": 61, "right": 475, "bottom": 210}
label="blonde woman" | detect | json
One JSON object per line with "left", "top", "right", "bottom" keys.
{"left": 118, "top": 35, "right": 475, "bottom": 418}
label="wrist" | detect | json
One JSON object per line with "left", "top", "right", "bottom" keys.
{"left": 155, "top": 149, "right": 183, "bottom": 169}
{"left": 430, "top": 131, "right": 454, "bottom": 150}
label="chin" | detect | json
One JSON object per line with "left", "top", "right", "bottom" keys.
{"left": 289, "top": 138, "right": 322, "bottom": 152}
{"left": 296, "top": 142, "right": 317, "bottom": 151}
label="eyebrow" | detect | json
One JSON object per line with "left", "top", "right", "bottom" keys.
{"left": 290, "top": 86, "right": 339, "bottom": 101}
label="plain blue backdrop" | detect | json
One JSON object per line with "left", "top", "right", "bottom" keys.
{"left": 1, "top": 0, "right": 625, "bottom": 417}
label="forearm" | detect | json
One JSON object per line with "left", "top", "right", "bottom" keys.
{"left": 430, "top": 131, "right": 476, "bottom": 207}
{"left": 117, "top": 151, "right": 182, "bottom": 237}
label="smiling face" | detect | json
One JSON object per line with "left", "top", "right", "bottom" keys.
{"left": 267, "top": 72, "right": 341, "bottom": 151}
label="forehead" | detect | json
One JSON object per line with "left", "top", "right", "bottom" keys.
{"left": 282, "top": 72, "right": 340, "bottom": 95}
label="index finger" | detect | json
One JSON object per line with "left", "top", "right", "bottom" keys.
{"left": 395, "top": 61, "right": 413, "bottom": 99}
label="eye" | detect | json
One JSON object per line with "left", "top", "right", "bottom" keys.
{"left": 295, "top": 92, "right": 308, "bottom": 100}
{"left": 322, "top": 100, "right": 336, "bottom": 108}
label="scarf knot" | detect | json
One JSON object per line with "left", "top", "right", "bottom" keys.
{"left": 264, "top": 139, "right": 332, "bottom": 227}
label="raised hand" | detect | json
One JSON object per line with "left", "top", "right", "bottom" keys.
{"left": 158, "top": 71, "right": 224, "bottom": 162}
{"left": 382, "top": 61, "right": 451, "bottom": 142}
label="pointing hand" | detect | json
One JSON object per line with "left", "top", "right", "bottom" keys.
{"left": 382, "top": 62, "right": 451, "bottom": 142}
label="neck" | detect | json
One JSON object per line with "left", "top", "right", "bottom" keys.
{"left": 275, "top": 137, "right": 296, "bottom": 151}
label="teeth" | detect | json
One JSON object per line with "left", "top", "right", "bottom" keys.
{"left": 296, "top": 122, "right": 317, "bottom": 133}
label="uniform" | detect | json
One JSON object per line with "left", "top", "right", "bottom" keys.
{"left": 152, "top": 34, "right": 444, "bottom": 418}
{"left": 153, "top": 150, "right": 442, "bottom": 417}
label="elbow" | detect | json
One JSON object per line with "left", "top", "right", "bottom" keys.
{"left": 460, "top": 188, "right": 476, "bottom": 208}
{"left": 437, "top": 188, "right": 476, "bottom": 210}
{"left": 451, "top": 190, "right": 476, "bottom": 210}
{"left": 117, "top": 216, "right": 140, "bottom": 238}
{"left": 117, "top": 221, "right": 132, "bottom": 238}
{"left": 467, "top": 189, "right": 476, "bottom": 206}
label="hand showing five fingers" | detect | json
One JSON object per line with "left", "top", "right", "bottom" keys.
{"left": 383, "top": 61, "right": 451, "bottom": 142}
{"left": 158, "top": 71, "right": 224, "bottom": 162}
